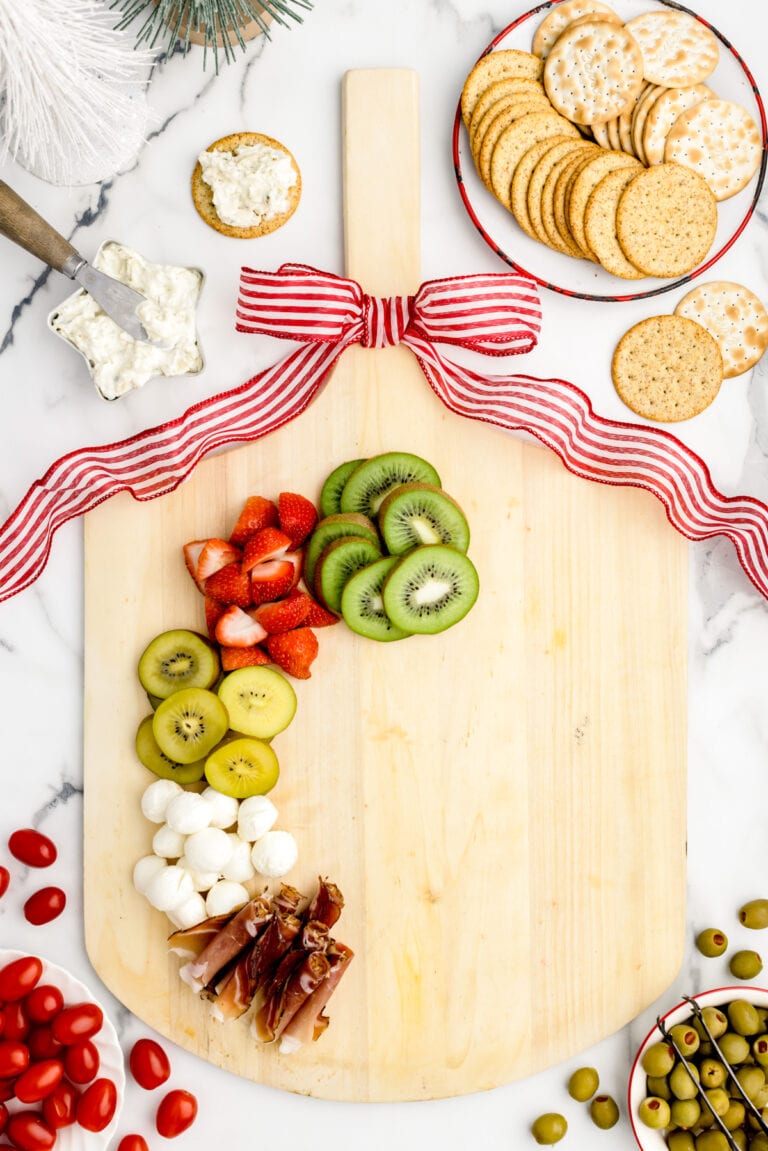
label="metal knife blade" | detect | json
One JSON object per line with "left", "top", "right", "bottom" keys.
{"left": 69, "top": 258, "right": 152, "bottom": 343}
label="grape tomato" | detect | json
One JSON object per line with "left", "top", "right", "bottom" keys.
{"left": 118, "top": 1136, "right": 149, "bottom": 1151}
{"left": 6, "top": 1110, "right": 56, "bottom": 1151}
{"left": 26, "top": 1028, "right": 62, "bottom": 1062}
{"left": 75, "top": 1076, "right": 117, "bottom": 1133}
{"left": 129, "top": 1038, "right": 170, "bottom": 1090}
{"left": 63, "top": 1039, "right": 99, "bottom": 1084}
{"left": 8, "top": 830, "right": 57, "bottom": 869}
{"left": 0, "top": 957, "right": 42, "bottom": 1002}
{"left": 2, "top": 1001, "right": 30, "bottom": 1041}
{"left": 42, "top": 1079, "right": 79, "bottom": 1130}
{"left": 13, "top": 1058, "right": 64, "bottom": 1104}
{"left": 156, "top": 1088, "right": 198, "bottom": 1138}
{"left": 0, "top": 867, "right": 9, "bottom": 899}
{"left": 23, "top": 987, "right": 63, "bottom": 1026}
{"left": 0, "top": 1039, "right": 29, "bottom": 1079}
{"left": 23, "top": 888, "right": 66, "bottom": 927}
{"left": 51, "top": 1002, "right": 103, "bottom": 1045}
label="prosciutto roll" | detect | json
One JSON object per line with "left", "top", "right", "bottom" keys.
{"left": 179, "top": 896, "right": 272, "bottom": 993}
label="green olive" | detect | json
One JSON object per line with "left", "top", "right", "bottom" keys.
{"left": 729, "top": 1000, "right": 763, "bottom": 1036}
{"left": 638, "top": 1095, "right": 671, "bottom": 1129}
{"left": 733, "top": 1063, "right": 765, "bottom": 1100}
{"left": 750, "top": 1134, "right": 768, "bottom": 1151}
{"left": 567, "top": 1066, "right": 599, "bottom": 1102}
{"left": 531, "top": 1113, "right": 567, "bottom": 1145}
{"left": 754, "top": 1035, "right": 768, "bottom": 1067}
{"left": 699, "top": 1058, "right": 727, "bottom": 1088}
{"left": 589, "top": 1095, "right": 619, "bottom": 1130}
{"left": 670, "top": 1024, "right": 701, "bottom": 1056}
{"left": 670, "top": 1061, "right": 701, "bottom": 1100}
{"left": 722, "top": 1099, "right": 746, "bottom": 1130}
{"left": 739, "top": 900, "right": 768, "bottom": 930}
{"left": 670, "top": 1097, "right": 701, "bottom": 1129}
{"left": 701, "top": 1008, "right": 729, "bottom": 1039}
{"left": 719, "top": 1032, "right": 751, "bottom": 1064}
{"left": 667, "top": 1133, "right": 695, "bottom": 1151}
{"left": 729, "top": 950, "right": 764, "bottom": 980}
{"left": 646, "top": 1074, "right": 671, "bottom": 1100}
{"left": 696, "top": 928, "right": 729, "bottom": 957}
{"left": 694, "top": 1133, "right": 730, "bottom": 1151}
{"left": 642, "top": 1041, "right": 676, "bottom": 1076}
{"left": 704, "top": 1087, "right": 730, "bottom": 1117}
{"left": 728, "top": 1128, "right": 747, "bottom": 1151}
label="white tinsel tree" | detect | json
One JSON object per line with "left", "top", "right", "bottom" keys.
{"left": 0, "top": 0, "right": 155, "bottom": 186}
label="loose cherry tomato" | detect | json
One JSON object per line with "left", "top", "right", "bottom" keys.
{"left": 63, "top": 1040, "right": 99, "bottom": 1085}
{"left": 23, "top": 988, "right": 63, "bottom": 1026}
{"left": 6, "top": 1111, "right": 56, "bottom": 1151}
{"left": 13, "top": 1059, "right": 64, "bottom": 1104}
{"left": 0, "top": 867, "right": 9, "bottom": 899}
{"left": 2, "top": 1001, "right": 30, "bottom": 1041}
{"left": 118, "top": 1136, "right": 149, "bottom": 1151}
{"left": 42, "top": 1079, "right": 79, "bottom": 1130}
{"left": 23, "top": 889, "right": 66, "bottom": 927}
{"left": 0, "top": 958, "right": 42, "bottom": 1003}
{"left": 51, "top": 1003, "right": 102, "bottom": 1046}
{"left": 75, "top": 1077, "right": 117, "bottom": 1133}
{"left": 156, "top": 1089, "right": 198, "bottom": 1138}
{"left": 0, "top": 1102, "right": 7, "bottom": 1134}
{"left": 129, "top": 1038, "right": 171, "bottom": 1090}
{"left": 0, "top": 1039, "right": 29, "bottom": 1079}
{"left": 0, "top": 1079, "right": 15, "bottom": 1102}
{"left": 8, "top": 830, "right": 57, "bottom": 869}
{"left": 26, "top": 1028, "right": 62, "bottom": 1062}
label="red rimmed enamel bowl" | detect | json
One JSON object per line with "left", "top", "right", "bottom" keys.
{"left": 452, "top": 0, "right": 767, "bottom": 302}
{"left": 628, "top": 985, "right": 768, "bottom": 1149}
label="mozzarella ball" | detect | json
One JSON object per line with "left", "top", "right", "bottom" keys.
{"left": 184, "top": 827, "right": 233, "bottom": 873}
{"left": 144, "top": 864, "right": 195, "bottom": 912}
{"left": 167, "top": 892, "right": 207, "bottom": 931}
{"left": 177, "top": 856, "right": 220, "bottom": 893}
{"left": 141, "top": 778, "right": 183, "bottom": 823}
{"left": 237, "top": 795, "right": 278, "bottom": 843}
{"left": 201, "top": 786, "right": 240, "bottom": 830}
{"left": 133, "top": 854, "right": 168, "bottom": 895}
{"left": 205, "top": 880, "right": 249, "bottom": 918}
{"left": 221, "top": 834, "right": 256, "bottom": 884}
{"left": 165, "top": 791, "right": 213, "bottom": 835}
{"left": 152, "top": 823, "right": 186, "bottom": 859}
{"left": 250, "top": 830, "right": 298, "bottom": 878}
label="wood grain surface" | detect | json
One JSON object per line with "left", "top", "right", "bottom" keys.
{"left": 83, "top": 69, "right": 688, "bottom": 1101}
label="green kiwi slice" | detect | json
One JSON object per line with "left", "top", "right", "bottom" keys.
{"left": 138, "top": 629, "right": 220, "bottom": 699}
{"left": 378, "top": 483, "right": 470, "bottom": 555}
{"left": 204, "top": 737, "right": 279, "bottom": 799}
{"left": 340, "top": 557, "right": 411, "bottom": 642}
{"left": 315, "top": 535, "right": 383, "bottom": 614}
{"left": 217, "top": 666, "right": 297, "bottom": 740}
{"left": 382, "top": 545, "right": 479, "bottom": 635}
{"left": 304, "top": 513, "right": 379, "bottom": 593}
{"left": 339, "top": 452, "right": 441, "bottom": 518}
{"left": 320, "top": 458, "right": 366, "bottom": 517}
{"left": 152, "top": 687, "right": 229, "bottom": 764}
{"left": 135, "top": 715, "right": 207, "bottom": 783}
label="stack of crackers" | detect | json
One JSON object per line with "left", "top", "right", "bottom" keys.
{"left": 460, "top": 0, "right": 763, "bottom": 281}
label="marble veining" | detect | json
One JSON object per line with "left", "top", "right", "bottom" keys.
{"left": 0, "top": 0, "right": 767, "bottom": 1147}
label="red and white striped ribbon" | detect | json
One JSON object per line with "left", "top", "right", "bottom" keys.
{"left": 1, "top": 261, "right": 767, "bottom": 604}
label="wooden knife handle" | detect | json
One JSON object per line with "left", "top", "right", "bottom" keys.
{"left": 0, "top": 180, "right": 78, "bottom": 274}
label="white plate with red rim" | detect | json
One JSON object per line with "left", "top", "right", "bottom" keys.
{"left": 0, "top": 948, "right": 125, "bottom": 1150}
{"left": 628, "top": 984, "right": 768, "bottom": 1149}
{"left": 452, "top": 0, "right": 768, "bottom": 302}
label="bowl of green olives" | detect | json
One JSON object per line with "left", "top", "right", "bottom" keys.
{"left": 628, "top": 986, "right": 768, "bottom": 1151}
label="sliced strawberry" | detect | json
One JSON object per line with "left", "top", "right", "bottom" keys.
{"left": 204, "top": 596, "right": 226, "bottom": 640}
{"left": 229, "top": 496, "right": 279, "bottom": 546}
{"left": 183, "top": 540, "right": 207, "bottom": 592}
{"left": 277, "top": 492, "right": 318, "bottom": 549}
{"left": 220, "top": 645, "right": 271, "bottom": 670}
{"left": 241, "top": 526, "right": 293, "bottom": 573}
{"left": 266, "top": 627, "right": 319, "bottom": 679}
{"left": 303, "top": 593, "right": 341, "bottom": 627}
{"left": 197, "top": 538, "right": 242, "bottom": 582}
{"left": 215, "top": 605, "right": 268, "bottom": 648}
{"left": 249, "top": 553, "right": 302, "bottom": 604}
{"left": 255, "top": 592, "right": 311, "bottom": 634}
{"left": 205, "top": 561, "right": 253, "bottom": 608}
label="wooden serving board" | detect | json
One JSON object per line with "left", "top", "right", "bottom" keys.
{"left": 83, "top": 69, "right": 688, "bottom": 1101}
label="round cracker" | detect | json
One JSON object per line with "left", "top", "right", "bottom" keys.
{"left": 642, "top": 84, "right": 714, "bottom": 166}
{"left": 460, "top": 49, "right": 544, "bottom": 127}
{"left": 527, "top": 138, "right": 592, "bottom": 246}
{"left": 191, "top": 132, "right": 301, "bottom": 239}
{"left": 674, "top": 281, "right": 768, "bottom": 378}
{"left": 510, "top": 136, "right": 577, "bottom": 239}
{"left": 630, "top": 83, "right": 665, "bottom": 165}
{"left": 612, "top": 314, "right": 723, "bottom": 422}
{"left": 475, "top": 99, "right": 555, "bottom": 188}
{"left": 567, "top": 149, "right": 641, "bottom": 258}
{"left": 663, "top": 98, "right": 763, "bottom": 202}
{"left": 468, "top": 77, "right": 547, "bottom": 141}
{"left": 543, "top": 20, "right": 645, "bottom": 126}
{"left": 590, "top": 119, "right": 613, "bottom": 150}
{"left": 541, "top": 146, "right": 597, "bottom": 256}
{"left": 584, "top": 168, "right": 646, "bottom": 279}
{"left": 618, "top": 81, "right": 651, "bottom": 155}
{"left": 532, "top": 0, "right": 619, "bottom": 59}
{"left": 489, "top": 110, "right": 581, "bottom": 209}
{"left": 615, "top": 162, "right": 717, "bottom": 278}
{"left": 624, "top": 11, "right": 719, "bottom": 87}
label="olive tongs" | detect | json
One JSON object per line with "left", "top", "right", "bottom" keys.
{"left": 657, "top": 996, "right": 768, "bottom": 1150}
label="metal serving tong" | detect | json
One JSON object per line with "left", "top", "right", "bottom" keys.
{"left": 0, "top": 180, "right": 151, "bottom": 343}
{"left": 657, "top": 995, "right": 768, "bottom": 1150}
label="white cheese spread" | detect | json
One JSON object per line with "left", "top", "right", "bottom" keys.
{"left": 50, "top": 241, "right": 203, "bottom": 401}
{"left": 198, "top": 143, "right": 297, "bottom": 228}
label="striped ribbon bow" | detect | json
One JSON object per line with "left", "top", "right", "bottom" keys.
{"left": 2, "top": 261, "right": 768, "bottom": 604}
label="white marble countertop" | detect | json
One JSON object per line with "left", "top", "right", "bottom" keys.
{"left": 0, "top": 0, "right": 767, "bottom": 1147}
